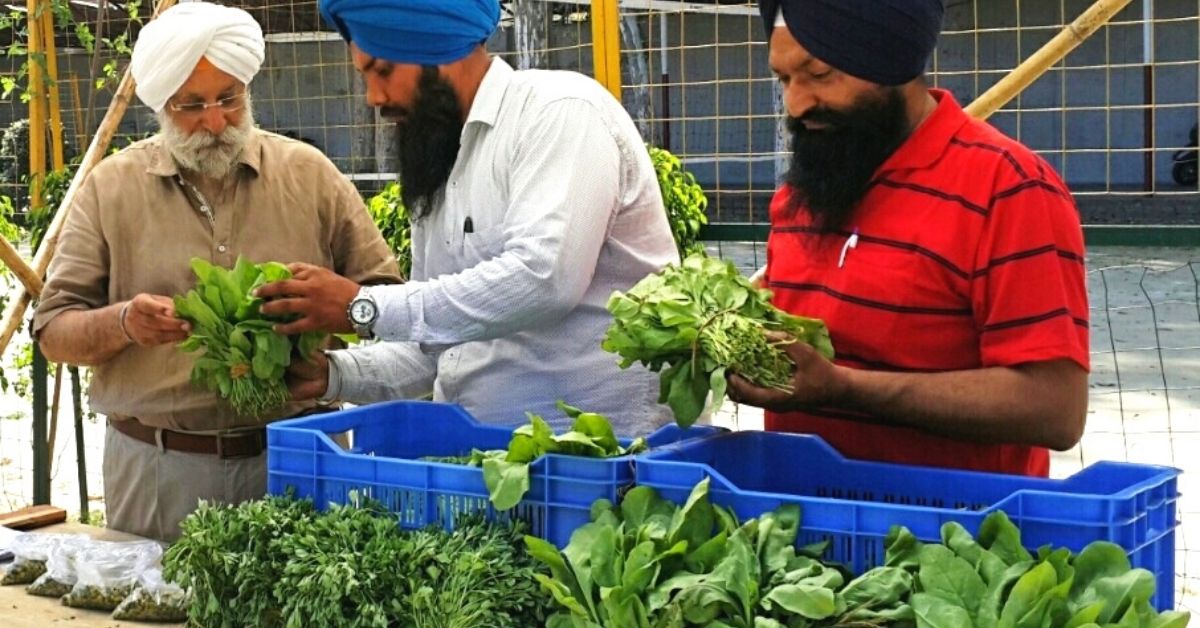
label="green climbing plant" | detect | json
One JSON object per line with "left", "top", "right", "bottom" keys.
{"left": 648, "top": 144, "right": 708, "bottom": 258}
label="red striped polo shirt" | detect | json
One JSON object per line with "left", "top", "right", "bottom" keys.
{"left": 764, "top": 89, "right": 1089, "bottom": 477}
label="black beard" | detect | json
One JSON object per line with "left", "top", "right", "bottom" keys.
{"left": 783, "top": 87, "right": 911, "bottom": 233}
{"left": 392, "top": 66, "right": 464, "bottom": 219}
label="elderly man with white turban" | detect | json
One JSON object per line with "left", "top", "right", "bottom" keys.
{"left": 34, "top": 2, "right": 401, "bottom": 541}
{"left": 254, "top": 0, "right": 679, "bottom": 437}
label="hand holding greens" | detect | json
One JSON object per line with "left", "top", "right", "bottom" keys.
{"left": 603, "top": 255, "right": 834, "bottom": 427}
{"left": 174, "top": 257, "right": 326, "bottom": 417}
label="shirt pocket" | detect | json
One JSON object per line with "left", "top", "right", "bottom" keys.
{"left": 459, "top": 223, "right": 507, "bottom": 265}
{"left": 840, "top": 242, "right": 966, "bottom": 307}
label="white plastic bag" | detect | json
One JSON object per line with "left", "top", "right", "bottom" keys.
{"left": 26, "top": 534, "right": 91, "bottom": 597}
{"left": 61, "top": 540, "right": 164, "bottom": 610}
{"left": 111, "top": 567, "right": 189, "bottom": 622}
{"left": 0, "top": 532, "right": 63, "bottom": 585}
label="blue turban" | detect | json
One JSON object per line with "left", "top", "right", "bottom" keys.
{"left": 759, "top": 0, "right": 944, "bottom": 86}
{"left": 320, "top": 0, "right": 500, "bottom": 65}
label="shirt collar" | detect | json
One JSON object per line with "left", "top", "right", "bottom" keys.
{"left": 145, "top": 127, "right": 264, "bottom": 178}
{"left": 464, "top": 57, "right": 515, "bottom": 129}
{"left": 876, "top": 89, "right": 970, "bottom": 174}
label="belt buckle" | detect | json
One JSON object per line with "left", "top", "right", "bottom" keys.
{"left": 216, "top": 431, "right": 262, "bottom": 460}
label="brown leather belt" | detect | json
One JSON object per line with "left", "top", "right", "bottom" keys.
{"left": 111, "top": 419, "right": 266, "bottom": 459}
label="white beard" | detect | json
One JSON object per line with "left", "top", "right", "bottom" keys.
{"left": 156, "top": 98, "right": 254, "bottom": 181}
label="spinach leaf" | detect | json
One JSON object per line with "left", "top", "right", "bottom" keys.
{"left": 604, "top": 254, "right": 834, "bottom": 427}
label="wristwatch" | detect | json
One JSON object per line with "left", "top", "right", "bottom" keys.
{"left": 347, "top": 286, "right": 379, "bottom": 340}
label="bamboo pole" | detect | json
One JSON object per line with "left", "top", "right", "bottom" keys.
{"left": 0, "top": 0, "right": 180, "bottom": 358}
{"left": 69, "top": 74, "right": 86, "bottom": 150}
{"left": 0, "top": 237, "right": 42, "bottom": 296}
{"left": 965, "top": 0, "right": 1135, "bottom": 120}
{"left": 40, "top": 7, "right": 64, "bottom": 170}
{"left": 46, "top": 362, "right": 62, "bottom": 470}
{"left": 590, "top": 0, "right": 622, "bottom": 101}
{"left": 25, "top": 0, "right": 46, "bottom": 211}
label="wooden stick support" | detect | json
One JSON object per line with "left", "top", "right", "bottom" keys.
{"left": 0, "top": 0, "right": 179, "bottom": 357}
{"left": 965, "top": 0, "right": 1135, "bottom": 120}
{"left": 0, "top": 237, "right": 42, "bottom": 296}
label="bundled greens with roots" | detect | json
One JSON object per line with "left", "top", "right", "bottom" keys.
{"left": 603, "top": 254, "right": 834, "bottom": 427}
{"left": 174, "top": 257, "right": 326, "bottom": 417}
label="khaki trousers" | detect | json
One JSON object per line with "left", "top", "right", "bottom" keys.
{"left": 102, "top": 423, "right": 267, "bottom": 542}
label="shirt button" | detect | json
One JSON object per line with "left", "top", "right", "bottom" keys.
{"left": 217, "top": 245, "right": 227, "bottom": 253}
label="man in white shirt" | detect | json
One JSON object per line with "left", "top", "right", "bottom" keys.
{"left": 256, "top": 0, "right": 678, "bottom": 435}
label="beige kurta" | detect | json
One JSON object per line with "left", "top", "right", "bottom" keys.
{"left": 33, "top": 128, "right": 402, "bottom": 431}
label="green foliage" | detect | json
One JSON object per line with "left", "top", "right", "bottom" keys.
{"left": 163, "top": 494, "right": 319, "bottom": 628}
{"left": 365, "top": 181, "right": 411, "bottom": 279}
{"left": 173, "top": 257, "right": 327, "bottom": 417}
{"left": 895, "top": 512, "right": 1189, "bottom": 628}
{"left": 436, "top": 400, "right": 648, "bottom": 510}
{"left": 529, "top": 483, "right": 1189, "bottom": 628}
{"left": 527, "top": 479, "right": 902, "bottom": 627}
{"left": 603, "top": 254, "right": 834, "bottom": 427}
{"left": 164, "top": 494, "right": 549, "bottom": 627}
{"left": 649, "top": 145, "right": 708, "bottom": 258}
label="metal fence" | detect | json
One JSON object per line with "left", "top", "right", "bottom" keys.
{"left": 0, "top": 0, "right": 1196, "bottom": 610}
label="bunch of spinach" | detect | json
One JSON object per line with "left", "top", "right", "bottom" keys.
{"left": 174, "top": 257, "right": 326, "bottom": 417}
{"left": 884, "top": 512, "right": 1190, "bottom": 628}
{"left": 437, "top": 401, "right": 648, "bottom": 511}
{"left": 525, "top": 478, "right": 907, "bottom": 627}
{"left": 603, "top": 254, "right": 834, "bottom": 427}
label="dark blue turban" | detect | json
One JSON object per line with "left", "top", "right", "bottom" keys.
{"left": 320, "top": 0, "right": 500, "bottom": 65}
{"left": 759, "top": 0, "right": 944, "bottom": 86}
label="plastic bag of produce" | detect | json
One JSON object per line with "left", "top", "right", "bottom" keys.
{"left": 0, "top": 533, "right": 84, "bottom": 585}
{"left": 61, "top": 540, "right": 163, "bottom": 611}
{"left": 26, "top": 534, "right": 91, "bottom": 597}
{"left": 112, "top": 567, "right": 189, "bottom": 622}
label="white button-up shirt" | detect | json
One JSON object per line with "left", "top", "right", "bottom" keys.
{"left": 328, "top": 57, "right": 678, "bottom": 435}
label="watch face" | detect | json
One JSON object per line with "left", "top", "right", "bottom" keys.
{"left": 350, "top": 299, "right": 377, "bottom": 324}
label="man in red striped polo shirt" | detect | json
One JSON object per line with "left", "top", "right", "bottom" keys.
{"left": 729, "top": 0, "right": 1089, "bottom": 476}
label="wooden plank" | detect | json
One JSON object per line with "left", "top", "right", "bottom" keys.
{"left": 0, "top": 505, "right": 67, "bottom": 530}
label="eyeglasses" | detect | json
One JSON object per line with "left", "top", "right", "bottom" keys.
{"left": 168, "top": 92, "right": 246, "bottom": 116}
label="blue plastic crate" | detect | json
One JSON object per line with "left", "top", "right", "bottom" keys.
{"left": 636, "top": 431, "right": 1181, "bottom": 611}
{"left": 267, "top": 400, "right": 723, "bottom": 547}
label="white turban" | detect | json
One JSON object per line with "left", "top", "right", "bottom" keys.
{"left": 130, "top": 2, "right": 265, "bottom": 112}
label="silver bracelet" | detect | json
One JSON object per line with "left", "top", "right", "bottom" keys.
{"left": 117, "top": 301, "right": 135, "bottom": 343}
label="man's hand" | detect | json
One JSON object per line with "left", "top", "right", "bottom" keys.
{"left": 123, "top": 294, "right": 191, "bottom": 346}
{"left": 288, "top": 349, "right": 331, "bottom": 401}
{"left": 255, "top": 263, "right": 361, "bottom": 335}
{"left": 727, "top": 334, "right": 848, "bottom": 412}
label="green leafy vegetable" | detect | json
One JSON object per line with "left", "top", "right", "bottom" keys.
{"left": 164, "top": 494, "right": 549, "bottom": 627}
{"left": 174, "top": 256, "right": 326, "bottom": 417}
{"left": 603, "top": 254, "right": 834, "bottom": 427}
{"left": 529, "top": 482, "right": 1187, "bottom": 628}
{"left": 884, "top": 511, "right": 1188, "bottom": 628}
{"left": 437, "top": 401, "right": 648, "bottom": 510}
